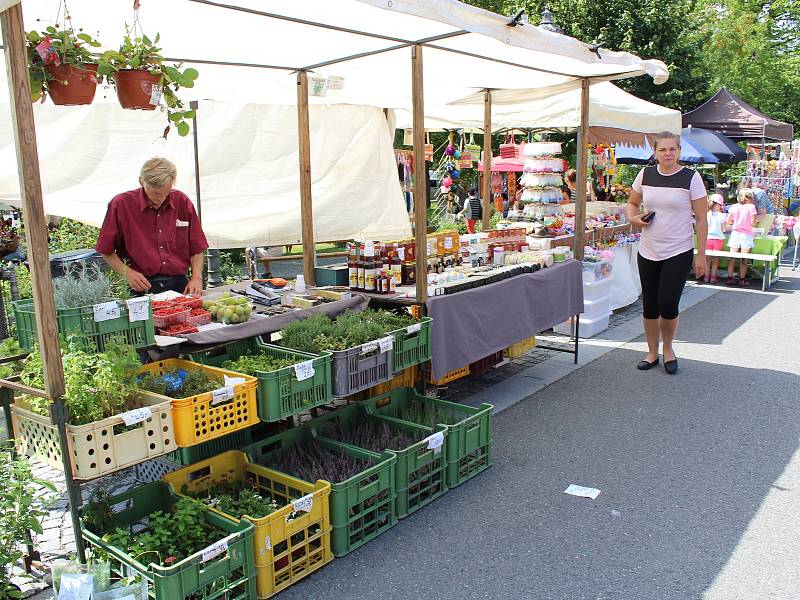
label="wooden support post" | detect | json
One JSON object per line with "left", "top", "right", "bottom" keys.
{"left": 296, "top": 70, "right": 316, "bottom": 286}
{"left": 411, "top": 45, "right": 427, "bottom": 302}
{"left": 482, "top": 89, "right": 493, "bottom": 228}
{"left": 574, "top": 79, "right": 590, "bottom": 260}
{"left": 1, "top": 4, "right": 64, "bottom": 397}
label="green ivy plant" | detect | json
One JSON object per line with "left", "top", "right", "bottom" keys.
{"left": 98, "top": 28, "right": 198, "bottom": 137}
{"left": 0, "top": 441, "right": 56, "bottom": 598}
{"left": 26, "top": 25, "right": 102, "bottom": 102}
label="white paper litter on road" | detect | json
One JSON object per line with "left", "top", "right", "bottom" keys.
{"left": 564, "top": 484, "right": 601, "bottom": 500}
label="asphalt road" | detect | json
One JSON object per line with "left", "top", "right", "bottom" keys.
{"left": 279, "top": 267, "right": 800, "bottom": 600}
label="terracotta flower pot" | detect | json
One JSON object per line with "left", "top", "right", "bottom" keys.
{"left": 115, "top": 69, "right": 163, "bottom": 110}
{"left": 45, "top": 63, "right": 98, "bottom": 106}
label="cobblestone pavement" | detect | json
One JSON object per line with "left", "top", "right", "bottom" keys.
{"left": 2, "top": 290, "right": 652, "bottom": 598}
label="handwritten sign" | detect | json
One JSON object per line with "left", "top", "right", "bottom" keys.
{"left": 364, "top": 240, "right": 375, "bottom": 256}
{"left": 397, "top": 247, "right": 405, "bottom": 261}
{"left": 406, "top": 322, "right": 421, "bottom": 334}
{"left": 426, "top": 431, "right": 444, "bottom": 452}
{"left": 120, "top": 406, "right": 152, "bottom": 426}
{"left": 294, "top": 360, "right": 315, "bottom": 381}
{"left": 291, "top": 494, "right": 314, "bottom": 513}
{"left": 201, "top": 538, "right": 229, "bottom": 562}
{"left": 93, "top": 301, "right": 120, "bottom": 323}
{"left": 211, "top": 386, "right": 235, "bottom": 405}
{"left": 126, "top": 297, "right": 150, "bottom": 322}
{"left": 378, "top": 336, "right": 394, "bottom": 353}
{"left": 361, "top": 341, "right": 378, "bottom": 354}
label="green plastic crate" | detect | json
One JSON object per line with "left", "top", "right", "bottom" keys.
{"left": 361, "top": 387, "right": 493, "bottom": 488}
{"left": 307, "top": 403, "right": 447, "bottom": 519}
{"left": 167, "top": 423, "right": 271, "bottom": 466}
{"left": 185, "top": 337, "right": 333, "bottom": 422}
{"left": 388, "top": 317, "right": 432, "bottom": 374}
{"left": 80, "top": 481, "right": 256, "bottom": 600}
{"left": 12, "top": 298, "right": 155, "bottom": 352}
{"left": 244, "top": 425, "right": 397, "bottom": 557}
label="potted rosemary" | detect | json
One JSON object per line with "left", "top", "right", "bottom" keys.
{"left": 26, "top": 24, "right": 103, "bottom": 105}
{"left": 99, "top": 24, "right": 198, "bottom": 137}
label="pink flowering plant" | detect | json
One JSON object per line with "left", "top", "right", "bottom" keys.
{"left": 26, "top": 24, "right": 103, "bottom": 102}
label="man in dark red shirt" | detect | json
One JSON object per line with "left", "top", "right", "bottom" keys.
{"left": 96, "top": 157, "right": 208, "bottom": 295}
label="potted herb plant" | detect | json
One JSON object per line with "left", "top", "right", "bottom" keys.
{"left": 99, "top": 27, "right": 198, "bottom": 137}
{"left": 0, "top": 441, "right": 56, "bottom": 599}
{"left": 26, "top": 24, "right": 102, "bottom": 105}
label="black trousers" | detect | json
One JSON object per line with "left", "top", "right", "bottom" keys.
{"left": 637, "top": 249, "right": 693, "bottom": 320}
{"left": 130, "top": 274, "right": 187, "bottom": 297}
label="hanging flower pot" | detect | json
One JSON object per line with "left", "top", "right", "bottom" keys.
{"left": 45, "top": 63, "right": 98, "bottom": 105}
{"left": 114, "top": 69, "right": 162, "bottom": 110}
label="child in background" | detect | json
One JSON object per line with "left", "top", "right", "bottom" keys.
{"left": 726, "top": 188, "right": 758, "bottom": 286}
{"left": 705, "top": 194, "right": 727, "bottom": 284}
{"left": 460, "top": 187, "right": 483, "bottom": 234}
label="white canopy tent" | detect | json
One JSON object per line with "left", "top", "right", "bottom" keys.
{"left": 394, "top": 81, "right": 682, "bottom": 142}
{"left": 0, "top": 0, "right": 669, "bottom": 248}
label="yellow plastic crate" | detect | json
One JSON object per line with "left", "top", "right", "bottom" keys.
{"left": 370, "top": 365, "right": 418, "bottom": 396}
{"left": 504, "top": 335, "right": 537, "bottom": 359}
{"left": 163, "top": 450, "right": 332, "bottom": 599}
{"left": 137, "top": 358, "right": 259, "bottom": 448}
{"left": 428, "top": 365, "right": 470, "bottom": 386}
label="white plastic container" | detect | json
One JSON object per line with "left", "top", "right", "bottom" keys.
{"left": 582, "top": 259, "right": 613, "bottom": 282}
{"left": 583, "top": 276, "right": 613, "bottom": 301}
{"left": 582, "top": 294, "right": 611, "bottom": 319}
{"left": 554, "top": 311, "right": 611, "bottom": 338}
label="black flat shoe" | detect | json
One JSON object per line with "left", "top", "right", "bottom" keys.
{"left": 664, "top": 359, "right": 678, "bottom": 375}
{"left": 637, "top": 358, "right": 660, "bottom": 370}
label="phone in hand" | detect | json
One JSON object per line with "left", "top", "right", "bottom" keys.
{"left": 641, "top": 210, "right": 656, "bottom": 223}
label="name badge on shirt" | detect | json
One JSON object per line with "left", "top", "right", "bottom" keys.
{"left": 176, "top": 219, "right": 189, "bottom": 227}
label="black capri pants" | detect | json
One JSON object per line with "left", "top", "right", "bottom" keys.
{"left": 637, "top": 249, "right": 694, "bottom": 320}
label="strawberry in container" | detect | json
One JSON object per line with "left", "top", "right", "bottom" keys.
{"left": 174, "top": 294, "right": 203, "bottom": 310}
{"left": 159, "top": 324, "right": 199, "bottom": 336}
{"left": 153, "top": 305, "right": 190, "bottom": 329}
{"left": 186, "top": 308, "right": 212, "bottom": 326}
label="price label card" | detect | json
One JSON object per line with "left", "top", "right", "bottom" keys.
{"left": 201, "top": 537, "right": 229, "bottom": 562}
{"left": 378, "top": 336, "right": 394, "bottom": 353}
{"left": 120, "top": 406, "right": 152, "bottom": 426}
{"left": 93, "top": 300, "right": 120, "bottom": 323}
{"left": 149, "top": 84, "right": 162, "bottom": 106}
{"left": 291, "top": 494, "right": 314, "bottom": 513}
{"left": 57, "top": 573, "right": 93, "bottom": 600}
{"left": 361, "top": 341, "right": 378, "bottom": 354}
{"left": 397, "top": 247, "right": 405, "bottom": 261}
{"left": 406, "top": 322, "right": 421, "bottom": 334}
{"left": 294, "top": 360, "right": 315, "bottom": 381}
{"left": 364, "top": 240, "right": 375, "bottom": 256}
{"left": 224, "top": 375, "right": 246, "bottom": 388}
{"left": 426, "top": 431, "right": 445, "bottom": 452}
{"left": 211, "top": 386, "right": 235, "bottom": 405}
{"left": 126, "top": 296, "right": 150, "bottom": 322}
{"left": 444, "top": 237, "right": 453, "bottom": 250}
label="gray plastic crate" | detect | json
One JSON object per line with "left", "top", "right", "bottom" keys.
{"left": 331, "top": 342, "right": 392, "bottom": 397}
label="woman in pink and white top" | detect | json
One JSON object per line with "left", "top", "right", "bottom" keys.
{"left": 626, "top": 132, "right": 708, "bottom": 375}
{"left": 725, "top": 188, "right": 758, "bottom": 286}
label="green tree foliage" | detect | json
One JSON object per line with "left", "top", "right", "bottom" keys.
{"left": 464, "top": 0, "right": 711, "bottom": 112}
{"left": 692, "top": 0, "right": 800, "bottom": 129}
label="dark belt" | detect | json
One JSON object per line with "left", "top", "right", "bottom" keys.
{"left": 130, "top": 273, "right": 187, "bottom": 296}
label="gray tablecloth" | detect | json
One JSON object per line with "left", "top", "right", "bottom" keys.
{"left": 427, "top": 259, "right": 584, "bottom": 379}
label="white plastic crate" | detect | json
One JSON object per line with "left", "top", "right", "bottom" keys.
{"left": 582, "top": 294, "right": 611, "bottom": 319}
{"left": 583, "top": 276, "right": 613, "bottom": 301}
{"left": 582, "top": 259, "right": 613, "bottom": 282}
{"left": 554, "top": 311, "right": 611, "bottom": 338}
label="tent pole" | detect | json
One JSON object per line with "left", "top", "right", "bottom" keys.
{"left": 574, "top": 78, "right": 590, "bottom": 260}
{"left": 482, "top": 89, "right": 492, "bottom": 228}
{"left": 1, "top": 2, "right": 86, "bottom": 563}
{"left": 296, "top": 70, "right": 316, "bottom": 285}
{"left": 189, "top": 100, "right": 212, "bottom": 290}
{"left": 411, "top": 45, "right": 427, "bottom": 302}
